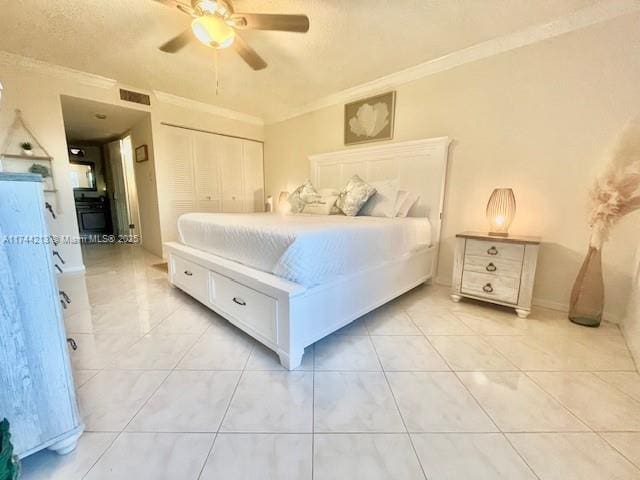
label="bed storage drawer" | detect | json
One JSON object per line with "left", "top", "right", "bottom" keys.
{"left": 461, "top": 271, "right": 519, "bottom": 304}
{"left": 209, "top": 271, "right": 278, "bottom": 343}
{"left": 171, "top": 255, "right": 210, "bottom": 301}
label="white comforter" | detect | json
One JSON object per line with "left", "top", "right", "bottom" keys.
{"left": 178, "top": 213, "right": 431, "bottom": 287}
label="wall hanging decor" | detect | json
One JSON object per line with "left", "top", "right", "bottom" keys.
{"left": 570, "top": 118, "right": 640, "bottom": 327}
{"left": 344, "top": 91, "right": 395, "bottom": 146}
{"left": 0, "top": 109, "right": 57, "bottom": 194}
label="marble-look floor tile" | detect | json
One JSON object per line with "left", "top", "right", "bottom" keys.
{"left": 457, "top": 372, "right": 588, "bottom": 432}
{"left": 112, "top": 333, "right": 199, "bottom": 370}
{"left": 429, "top": 335, "right": 516, "bottom": 371}
{"left": 334, "top": 317, "right": 369, "bottom": 335}
{"left": 20, "top": 433, "right": 116, "bottom": 480}
{"left": 245, "top": 343, "right": 314, "bottom": 371}
{"left": 595, "top": 371, "right": 640, "bottom": 402}
{"left": 387, "top": 372, "right": 496, "bottom": 433}
{"left": 314, "top": 372, "right": 405, "bottom": 433}
{"left": 221, "top": 371, "right": 313, "bottom": 432}
{"left": 314, "top": 434, "right": 424, "bottom": 480}
{"left": 527, "top": 372, "right": 640, "bottom": 431}
{"left": 84, "top": 432, "right": 214, "bottom": 480}
{"left": 364, "top": 305, "right": 422, "bottom": 335}
{"left": 151, "top": 302, "right": 215, "bottom": 335}
{"left": 73, "top": 369, "right": 99, "bottom": 388}
{"left": 69, "top": 333, "right": 140, "bottom": 370}
{"left": 314, "top": 335, "right": 381, "bottom": 371}
{"left": 455, "top": 312, "right": 529, "bottom": 335}
{"left": 127, "top": 370, "right": 241, "bottom": 432}
{"left": 487, "top": 334, "right": 636, "bottom": 371}
{"left": 200, "top": 434, "right": 312, "bottom": 480}
{"left": 602, "top": 433, "right": 640, "bottom": 469}
{"left": 78, "top": 369, "right": 168, "bottom": 431}
{"left": 406, "top": 306, "right": 474, "bottom": 335}
{"left": 411, "top": 433, "right": 537, "bottom": 480}
{"left": 177, "top": 327, "right": 254, "bottom": 370}
{"left": 371, "top": 336, "right": 450, "bottom": 371}
{"left": 508, "top": 433, "right": 640, "bottom": 480}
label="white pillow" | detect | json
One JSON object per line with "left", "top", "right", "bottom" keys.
{"left": 303, "top": 194, "right": 339, "bottom": 215}
{"left": 359, "top": 180, "right": 400, "bottom": 217}
{"left": 396, "top": 191, "right": 420, "bottom": 217}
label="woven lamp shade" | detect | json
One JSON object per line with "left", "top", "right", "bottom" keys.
{"left": 486, "top": 188, "right": 516, "bottom": 236}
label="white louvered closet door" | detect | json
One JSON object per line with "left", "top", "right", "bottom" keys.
{"left": 242, "top": 140, "right": 265, "bottom": 212}
{"left": 193, "top": 131, "right": 221, "bottom": 212}
{"left": 218, "top": 136, "right": 245, "bottom": 213}
{"left": 164, "top": 127, "right": 195, "bottom": 242}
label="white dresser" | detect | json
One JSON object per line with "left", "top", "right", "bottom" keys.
{"left": 0, "top": 173, "right": 83, "bottom": 458}
{"left": 451, "top": 231, "right": 541, "bottom": 318}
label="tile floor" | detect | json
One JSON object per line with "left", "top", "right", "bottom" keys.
{"left": 20, "top": 244, "right": 640, "bottom": 479}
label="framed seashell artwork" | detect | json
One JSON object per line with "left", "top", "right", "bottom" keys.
{"left": 344, "top": 91, "right": 396, "bottom": 145}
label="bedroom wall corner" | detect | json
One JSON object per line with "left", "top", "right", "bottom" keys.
{"left": 623, "top": 244, "right": 640, "bottom": 369}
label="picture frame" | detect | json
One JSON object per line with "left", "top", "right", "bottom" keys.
{"left": 135, "top": 144, "right": 148, "bottom": 163}
{"left": 344, "top": 91, "right": 396, "bottom": 146}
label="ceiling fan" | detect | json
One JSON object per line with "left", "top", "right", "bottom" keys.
{"left": 153, "top": 0, "right": 310, "bottom": 71}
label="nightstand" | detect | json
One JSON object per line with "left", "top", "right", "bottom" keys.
{"left": 451, "top": 231, "right": 541, "bottom": 318}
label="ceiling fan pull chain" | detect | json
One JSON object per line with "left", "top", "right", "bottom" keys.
{"left": 214, "top": 48, "right": 220, "bottom": 95}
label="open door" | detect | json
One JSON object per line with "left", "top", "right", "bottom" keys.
{"left": 107, "top": 136, "right": 140, "bottom": 237}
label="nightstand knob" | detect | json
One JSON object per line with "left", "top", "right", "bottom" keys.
{"left": 486, "top": 262, "right": 497, "bottom": 272}
{"left": 487, "top": 246, "right": 498, "bottom": 256}
{"left": 482, "top": 283, "right": 494, "bottom": 293}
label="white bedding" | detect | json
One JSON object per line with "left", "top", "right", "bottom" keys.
{"left": 178, "top": 213, "right": 432, "bottom": 287}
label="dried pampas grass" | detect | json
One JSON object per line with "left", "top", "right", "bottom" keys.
{"left": 589, "top": 118, "right": 640, "bottom": 249}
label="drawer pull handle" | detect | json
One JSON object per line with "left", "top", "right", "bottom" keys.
{"left": 482, "top": 283, "right": 494, "bottom": 293}
{"left": 184, "top": 270, "right": 193, "bottom": 276}
{"left": 487, "top": 246, "right": 499, "bottom": 256}
{"left": 233, "top": 297, "right": 246, "bottom": 306}
{"left": 486, "top": 263, "right": 497, "bottom": 272}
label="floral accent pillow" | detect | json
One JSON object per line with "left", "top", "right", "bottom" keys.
{"left": 287, "top": 180, "right": 320, "bottom": 213}
{"left": 335, "top": 175, "right": 377, "bottom": 216}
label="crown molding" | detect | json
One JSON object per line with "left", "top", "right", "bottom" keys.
{"left": 0, "top": 51, "right": 118, "bottom": 89}
{"left": 153, "top": 90, "right": 264, "bottom": 126}
{"left": 265, "top": 0, "right": 640, "bottom": 124}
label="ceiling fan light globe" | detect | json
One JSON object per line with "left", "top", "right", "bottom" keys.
{"left": 196, "top": 0, "right": 219, "bottom": 14}
{"left": 191, "top": 15, "right": 235, "bottom": 48}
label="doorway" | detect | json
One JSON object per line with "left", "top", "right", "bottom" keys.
{"left": 60, "top": 96, "right": 159, "bottom": 254}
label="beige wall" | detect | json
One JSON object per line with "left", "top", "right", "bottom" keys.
{"left": 264, "top": 13, "right": 640, "bottom": 322}
{"left": 623, "top": 245, "right": 640, "bottom": 368}
{"left": 0, "top": 61, "right": 263, "bottom": 270}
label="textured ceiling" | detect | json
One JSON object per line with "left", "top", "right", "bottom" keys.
{"left": 61, "top": 96, "right": 149, "bottom": 143}
{"left": 0, "top": 0, "right": 602, "bottom": 120}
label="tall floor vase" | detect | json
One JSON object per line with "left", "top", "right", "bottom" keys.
{"left": 569, "top": 246, "right": 604, "bottom": 327}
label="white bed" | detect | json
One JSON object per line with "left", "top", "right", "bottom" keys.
{"left": 178, "top": 213, "right": 432, "bottom": 287}
{"left": 165, "top": 137, "right": 450, "bottom": 369}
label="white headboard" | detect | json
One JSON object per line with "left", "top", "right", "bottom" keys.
{"left": 309, "top": 137, "right": 451, "bottom": 243}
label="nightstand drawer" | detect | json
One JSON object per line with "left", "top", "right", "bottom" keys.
{"left": 461, "top": 271, "right": 519, "bottom": 304}
{"left": 463, "top": 255, "right": 522, "bottom": 279}
{"left": 465, "top": 238, "right": 524, "bottom": 262}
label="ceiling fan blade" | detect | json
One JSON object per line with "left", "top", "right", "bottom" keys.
{"left": 159, "top": 29, "right": 193, "bottom": 53}
{"left": 231, "top": 13, "right": 309, "bottom": 33}
{"left": 151, "top": 0, "right": 194, "bottom": 15}
{"left": 232, "top": 35, "right": 267, "bottom": 70}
